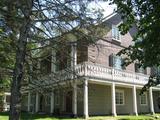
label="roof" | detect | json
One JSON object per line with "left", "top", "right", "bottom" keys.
{"left": 101, "top": 12, "right": 117, "bottom": 22}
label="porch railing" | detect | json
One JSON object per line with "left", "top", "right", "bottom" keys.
{"left": 38, "top": 62, "right": 149, "bottom": 85}
{"left": 75, "top": 62, "right": 149, "bottom": 85}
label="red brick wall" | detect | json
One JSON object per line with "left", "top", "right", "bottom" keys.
{"left": 87, "top": 27, "right": 150, "bottom": 74}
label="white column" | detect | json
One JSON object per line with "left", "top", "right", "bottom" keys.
{"left": 3, "top": 94, "right": 6, "bottom": 111}
{"left": 149, "top": 87, "right": 155, "bottom": 114}
{"left": 50, "top": 91, "right": 54, "bottom": 114}
{"left": 3, "top": 94, "right": 6, "bottom": 104}
{"left": 35, "top": 92, "right": 39, "bottom": 113}
{"left": 84, "top": 79, "right": 88, "bottom": 119}
{"left": 132, "top": 85, "right": 138, "bottom": 116}
{"left": 71, "top": 42, "right": 77, "bottom": 68}
{"left": 71, "top": 42, "right": 77, "bottom": 117}
{"left": 28, "top": 92, "right": 31, "bottom": 112}
{"left": 111, "top": 83, "right": 117, "bottom": 116}
{"left": 72, "top": 82, "right": 77, "bottom": 116}
{"left": 73, "top": 43, "right": 77, "bottom": 66}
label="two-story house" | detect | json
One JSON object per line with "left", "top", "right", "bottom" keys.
{"left": 21, "top": 13, "right": 160, "bottom": 118}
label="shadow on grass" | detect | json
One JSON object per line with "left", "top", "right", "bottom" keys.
{"left": 118, "top": 118, "right": 154, "bottom": 120}
{"left": 0, "top": 112, "right": 80, "bottom": 120}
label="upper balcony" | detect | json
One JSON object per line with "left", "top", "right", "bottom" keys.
{"left": 34, "top": 42, "right": 149, "bottom": 86}
{"left": 76, "top": 62, "right": 149, "bottom": 85}
{"left": 40, "top": 62, "right": 149, "bottom": 86}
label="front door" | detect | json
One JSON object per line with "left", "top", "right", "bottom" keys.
{"left": 66, "top": 91, "right": 72, "bottom": 113}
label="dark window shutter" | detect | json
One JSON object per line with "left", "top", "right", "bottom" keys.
{"left": 135, "top": 63, "right": 139, "bottom": 73}
{"left": 109, "top": 54, "right": 113, "bottom": 67}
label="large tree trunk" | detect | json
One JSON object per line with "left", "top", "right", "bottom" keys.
{"left": 9, "top": 24, "right": 29, "bottom": 120}
{"left": 8, "top": 1, "right": 33, "bottom": 120}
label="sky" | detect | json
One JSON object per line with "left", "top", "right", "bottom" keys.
{"left": 89, "top": 1, "right": 117, "bottom": 17}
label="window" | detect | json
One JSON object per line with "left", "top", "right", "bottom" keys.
{"left": 112, "top": 25, "right": 120, "bottom": 41}
{"left": 56, "top": 46, "right": 71, "bottom": 71}
{"left": 6, "top": 95, "right": 10, "bottom": 103}
{"left": 135, "top": 63, "right": 146, "bottom": 74}
{"left": 55, "top": 91, "right": 60, "bottom": 105}
{"left": 40, "top": 56, "right": 51, "bottom": 74}
{"left": 109, "top": 54, "right": 124, "bottom": 70}
{"left": 151, "top": 66, "right": 160, "bottom": 75}
{"left": 116, "top": 90, "right": 124, "bottom": 105}
{"left": 45, "top": 94, "right": 50, "bottom": 105}
{"left": 140, "top": 93, "right": 147, "bottom": 105}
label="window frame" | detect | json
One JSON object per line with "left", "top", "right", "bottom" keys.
{"left": 140, "top": 93, "right": 148, "bottom": 106}
{"left": 112, "top": 25, "right": 121, "bottom": 42}
{"left": 116, "top": 89, "right": 125, "bottom": 106}
{"left": 135, "top": 63, "right": 146, "bottom": 74}
{"left": 109, "top": 54, "right": 124, "bottom": 70}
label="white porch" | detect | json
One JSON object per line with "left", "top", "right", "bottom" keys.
{"left": 26, "top": 79, "right": 160, "bottom": 118}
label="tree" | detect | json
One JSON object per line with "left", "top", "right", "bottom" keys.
{"left": 0, "top": 17, "right": 15, "bottom": 109}
{"left": 110, "top": 0, "right": 160, "bottom": 91}
{"left": 0, "top": 0, "right": 104, "bottom": 119}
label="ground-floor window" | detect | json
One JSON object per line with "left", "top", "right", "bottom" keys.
{"left": 140, "top": 93, "right": 147, "bottom": 105}
{"left": 55, "top": 91, "right": 60, "bottom": 105}
{"left": 45, "top": 94, "right": 51, "bottom": 105}
{"left": 116, "top": 89, "right": 124, "bottom": 105}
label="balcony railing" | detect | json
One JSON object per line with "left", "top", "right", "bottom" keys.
{"left": 37, "top": 62, "right": 149, "bottom": 85}
{"left": 75, "top": 62, "right": 149, "bottom": 85}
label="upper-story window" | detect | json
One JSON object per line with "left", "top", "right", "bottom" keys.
{"left": 109, "top": 54, "right": 124, "bottom": 70}
{"left": 151, "top": 66, "right": 160, "bottom": 75}
{"left": 135, "top": 63, "right": 146, "bottom": 74}
{"left": 56, "top": 46, "right": 71, "bottom": 71}
{"left": 40, "top": 56, "right": 51, "bottom": 74}
{"left": 112, "top": 25, "right": 121, "bottom": 41}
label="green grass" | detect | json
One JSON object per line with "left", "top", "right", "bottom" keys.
{"left": 0, "top": 112, "right": 159, "bottom": 120}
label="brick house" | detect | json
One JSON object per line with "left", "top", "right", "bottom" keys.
{"left": 21, "top": 13, "right": 160, "bottom": 118}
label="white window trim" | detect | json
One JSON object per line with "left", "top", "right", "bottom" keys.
{"left": 112, "top": 25, "right": 121, "bottom": 42}
{"left": 116, "top": 89, "right": 125, "bottom": 106}
{"left": 140, "top": 93, "right": 148, "bottom": 106}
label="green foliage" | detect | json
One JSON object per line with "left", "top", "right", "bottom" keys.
{"left": 111, "top": 0, "right": 160, "bottom": 88}
{"left": 0, "top": 23, "right": 15, "bottom": 92}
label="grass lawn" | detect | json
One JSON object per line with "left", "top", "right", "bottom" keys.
{"left": 0, "top": 112, "right": 159, "bottom": 120}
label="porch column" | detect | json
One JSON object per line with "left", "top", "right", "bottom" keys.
{"left": 72, "top": 82, "right": 77, "bottom": 116}
{"left": 111, "top": 82, "right": 117, "bottom": 116}
{"left": 84, "top": 79, "right": 89, "bottom": 119}
{"left": 35, "top": 92, "right": 39, "bottom": 112}
{"left": 3, "top": 94, "right": 6, "bottom": 104}
{"left": 28, "top": 92, "right": 31, "bottom": 112}
{"left": 149, "top": 87, "right": 155, "bottom": 114}
{"left": 71, "top": 42, "right": 77, "bottom": 117}
{"left": 132, "top": 85, "right": 138, "bottom": 116}
{"left": 3, "top": 94, "right": 6, "bottom": 111}
{"left": 50, "top": 91, "right": 54, "bottom": 114}
{"left": 71, "top": 42, "right": 77, "bottom": 68}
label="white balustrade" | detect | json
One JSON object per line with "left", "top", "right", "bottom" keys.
{"left": 36, "top": 62, "right": 149, "bottom": 85}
